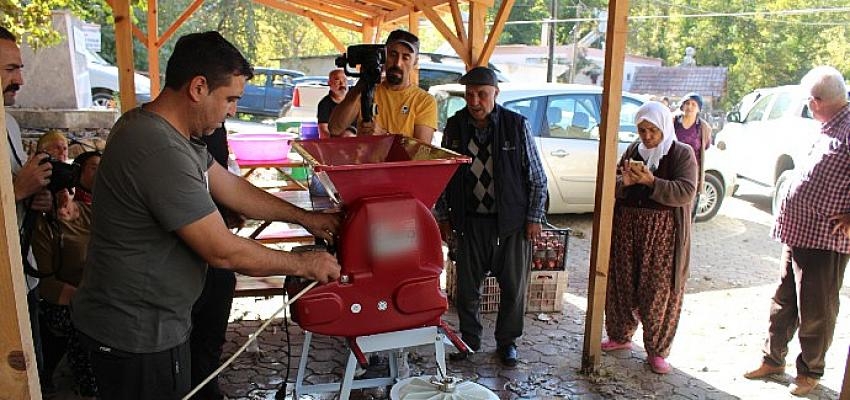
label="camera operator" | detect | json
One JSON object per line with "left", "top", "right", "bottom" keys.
{"left": 35, "top": 131, "right": 77, "bottom": 220}
{"left": 70, "top": 32, "right": 341, "bottom": 399}
{"left": 2, "top": 25, "right": 53, "bottom": 391}
{"left": 328, "top": 29, "right": 437, "bottom": 143}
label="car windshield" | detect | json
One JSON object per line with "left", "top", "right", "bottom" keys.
{"left": 81, "top": 48, "right": 110, "bottom": 65}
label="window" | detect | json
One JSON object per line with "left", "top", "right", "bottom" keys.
{"left": 418, "top": 69, "right": 462, "bottom": 91}
{"left": 249, "top": 73, "right": 268, "bottom": 88}
{"left": 767, "top": 92, "right": 794, "bottom": 120}
{"left": 744, "top": 94, "right": 774, "bottom": 123}
{"left": 272, "top": 74, "right": 294, "bottom": 88}
{"left": 544, "top": 95, "right": 599, "bottom": 139}
{"left": 435, "top": 93, "right": 468, "bottom": 131}
{"left": 504, "top": 97, "right": 546, "bottom": 136}
{"left": 617, "top": 97, "right": 643, "bottom": 142}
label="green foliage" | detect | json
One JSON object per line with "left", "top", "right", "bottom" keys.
{"left": 627, "top": 0, "right": 850, "bottom": 108}
{"left": 7, "top": 0, "right": 848, "bottom": 111}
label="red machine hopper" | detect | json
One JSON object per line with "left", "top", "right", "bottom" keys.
{"left": 291, "top": 135, "right": 470, "bottom": 338}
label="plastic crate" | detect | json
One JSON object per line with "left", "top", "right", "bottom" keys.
{"left": 525, "top": 270, "right": 568, "bottom": 313}
{"left": 444, "top": 260, "right": 501, "bottom": 314}
{"left": 531, "top": 226, "right": 570, "bottom": 272}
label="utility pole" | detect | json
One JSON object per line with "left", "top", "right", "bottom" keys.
{"left": 569, "top": 6, "right": 580, "bottom": 84}
{"left": 546, "top": 0, "right": 557, "bottom": 82}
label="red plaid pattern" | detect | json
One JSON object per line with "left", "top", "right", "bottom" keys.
{"left": 772, "top": 105, "right": 850, "bottom": 253}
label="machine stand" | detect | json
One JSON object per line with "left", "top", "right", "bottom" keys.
{"left": 294, "top": 326, "right": 455, "bottom": 400}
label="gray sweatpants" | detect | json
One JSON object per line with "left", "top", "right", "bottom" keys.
{"left": 455, "top": 216, "right": 531, "bottom": 349}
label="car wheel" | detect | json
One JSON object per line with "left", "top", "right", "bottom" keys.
{"left": 278, "top": 101, "right": 292, "bottom": 118}
{"left": 772, "top": 170, "right": 794, "bottom": 216}
{"left": 91, "top": 89, "right": 115, "bottom": 108}
{"left": 695, "top": 173, "right": 723, "bottom": 222}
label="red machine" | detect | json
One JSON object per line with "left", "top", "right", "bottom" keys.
{"left": 291, "top": 135, "right": 469, "bottom": 342}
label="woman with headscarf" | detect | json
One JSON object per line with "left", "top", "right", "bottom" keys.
{"left": 600, "top": 101, "right": 698, "bottom": 374}
{"left": 674, "top": 93, "right": 712, "bottom": 220}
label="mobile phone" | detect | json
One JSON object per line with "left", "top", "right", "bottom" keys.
{"left": 628, "top": 159, "right": 644, "bottom": 168}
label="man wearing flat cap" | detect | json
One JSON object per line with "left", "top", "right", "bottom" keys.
{"left": 434, "top": 66, "right": 547, "bottom": 367}
{"left": 328, "top": 29, "right": 437, "bottom": 143}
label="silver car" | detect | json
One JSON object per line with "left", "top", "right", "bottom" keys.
{"left": 430, "top": 82, "right": 736, "bottom": 221}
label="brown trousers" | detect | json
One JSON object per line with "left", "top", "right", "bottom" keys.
{"left": 605, "top": 207, "right": 684, "bottom": 358}
{"left": 763, "top": 245, "right": 848, "bottom": 378}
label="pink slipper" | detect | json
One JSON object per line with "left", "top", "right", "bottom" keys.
{"left": 601, "top": 339, "right": 633, "bottom": 352}
{"left": 648, "top": 356, "right": 671, "bottom": 374}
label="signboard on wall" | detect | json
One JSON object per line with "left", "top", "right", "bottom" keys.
{"left": 80, "top": 23, "right": 101, "bottom": 52}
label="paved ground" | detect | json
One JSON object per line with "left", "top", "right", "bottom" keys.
{"left": 50, "top": 183, "right": 849, "bottom": 399}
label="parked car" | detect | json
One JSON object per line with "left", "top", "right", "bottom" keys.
{"left": 283, "top": 61, "right": 509, "bottom": 120}
{"left": 430, "top": 83, "right": 736, "bottom": 221}
{"left": 714, "top": 85, "right": 820, "bottom": 214}
{"left": 83, "top": 48, "right": 152, "bottom": 107}
{"left": 237, "top": 67, "right": 305, "bottom": 116}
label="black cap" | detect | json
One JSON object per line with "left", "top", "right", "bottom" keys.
{"left": 458, "top": 67, "right": 498, "bottom": 87}
{"left": 385, "top": 30, "right": 419, "bottom": 54}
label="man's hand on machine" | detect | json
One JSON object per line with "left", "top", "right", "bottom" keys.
{"left": 296, "top": 251, "right": 341, "bottom": 283}
{"left": 300, "top": 211, "right": 342, "bottom": 243}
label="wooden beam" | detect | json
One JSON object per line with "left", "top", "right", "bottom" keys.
{"left": 146, "top": 0, "right": 160, "bottom": 98}
{"left": 285, "top": 0, "right": 372, "bottom": 22}
{"left": 381, "top": 0, "right": 444, "bottom": 25}
{"left": 360, "top": 0, "right": 404, "bottom": 11}
{"left": 581, "top": 0, "right": 629, "bottom": 373}
{"left": 467, "top": 0, "right": 486, "bottom": 66}
{"left": 342, "top": 0, "right": 391, "bottom": 13}
{"left": 411, "top": 0, "right": 468, "bottom": 64}
{"left": 158, "top": 0, "right": 204, "bottom": 46}
{"left": 448, "top": 0, "right": 467, "bottom": 47}
{"left": 313, "top": 19, "right": 346, "bottom": 53}
{"left": 476, "top": 0, "right": 512, "bottom": 67}
{"left": 361, "top": 21, "right": 377, "bottom": 42}
{"left": 407, "top": 11, "right": 419, "bottom": 36}
{"left": 841, "top": 346, "right": 849, "bottom": 400}
{"left": 132, "top": 25, "right": 147, "bottom": 46}
{"left": 256, "top": 0, "right": 363, "bottom": 32}
{"left": 0, "top": 79, "right": 40, "bottom": 400}
{"left": 113, "top": 0, "right": 137, "bottom": 112}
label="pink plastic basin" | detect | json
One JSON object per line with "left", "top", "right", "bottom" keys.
{"left": 229, "top": 132, "right": 298, "bottom": 161}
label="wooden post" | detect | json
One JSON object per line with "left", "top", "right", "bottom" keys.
{"left": 147, "top": 0, "right": 160, "bottom": 98}
{"left": 467, "top": 0, "right": 486, "bottom": 67}
{"left": 112, "top": 0, "right": 137, "bottom": 112}
{"left": 0, "top": 78, "right": 40, "bottom": 399}
{"left": 408, "top": 11, "right": 420, "bottom": 86}
{"left": 581, "top": 0, "right": 629, "bottom": 374}
{"left": 841, "top": 346, "right": 849, "bottom": 400}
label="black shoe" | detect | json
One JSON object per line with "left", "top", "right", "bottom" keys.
{"left": 449, "top": 351, "right": 471, "bottom": 361}
{"left": 498, "top": 344, "right": 518, "bottom": 367}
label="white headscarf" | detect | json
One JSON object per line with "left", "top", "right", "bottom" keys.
{"left": 634, "top": 101, "right": 676, "bottom": 171}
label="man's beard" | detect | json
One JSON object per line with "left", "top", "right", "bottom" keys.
{"left": 386, "top": 67, "right": 403, "bottom": 85}
{"left": 3, "top": 83, "right": 20, "bottom": 105}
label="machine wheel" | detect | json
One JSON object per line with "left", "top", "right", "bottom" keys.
{"left": 695, "top": 173, "right": 723, "bottom": 222}
{"left": 91, "top": 89, "right": 115, "bottom": 108}
{"left": 772, "top": 170, "right": 794, "bottom": 216}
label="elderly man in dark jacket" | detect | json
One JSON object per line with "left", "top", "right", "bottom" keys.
{"left": 434, "top": 67, "right": 547, "bottom": 367}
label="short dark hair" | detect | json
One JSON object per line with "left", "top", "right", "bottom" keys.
{"left": 164, "top": 31, "right": 253, "bottom": 92}
{"left": 73, "top": 151, "right": 102, "bottom": 168}
{"left": 0, "top": 26, "right": 17, "bottom": 42}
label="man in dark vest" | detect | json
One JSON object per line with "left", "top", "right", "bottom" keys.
{"left": 434, "top": 67, "right": 547, "bottom": 367}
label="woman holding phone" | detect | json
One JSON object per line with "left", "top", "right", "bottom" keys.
{"left": 601, "top": 101, "right": 698, "bottom": 374}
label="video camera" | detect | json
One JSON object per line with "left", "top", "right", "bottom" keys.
{"left": 39, "top": 153, "right": 80, "bottom": 194}
{"left": 335, "top": 44, "right": 385, "bottom": 86}
{"left": 335, "top": 44, "right": 386, "bottom": 123}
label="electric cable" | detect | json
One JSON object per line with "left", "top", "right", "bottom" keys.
{"left": 182, "top": 280, "right": 318, "bottom": 400}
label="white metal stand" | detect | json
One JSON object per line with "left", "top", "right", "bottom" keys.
{"left": 294, "top": 326, "right": 451, "bottom": 400}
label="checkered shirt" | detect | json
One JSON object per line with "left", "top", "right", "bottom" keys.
{"left": 771, "top": 105, "right": 850, "bottom": 253}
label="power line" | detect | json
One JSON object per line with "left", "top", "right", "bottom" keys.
{"left": 502, "top": 6, "right": 850, "bottom": 25}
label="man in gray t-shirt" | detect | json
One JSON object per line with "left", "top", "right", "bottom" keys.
{"left": 71, "top": 31, "right": 341, "bottom": 400}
